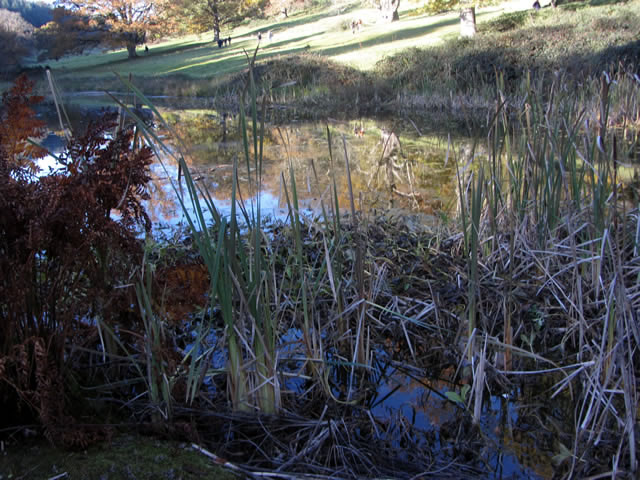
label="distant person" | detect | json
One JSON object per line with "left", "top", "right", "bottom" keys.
{"left": 218, "top": 38, "right": 223, "bottom": 48}
{"left": 258, "top": 32, "right": 262, "bottom": 41}
{"left": 144, "top": 45, "right": 149, "bottom": 53}
{"left": 533, "top": 0, "right": 541, "bottom": 9}
{"left": 228, "top": 36, "right": 232, "bottom": 45}
{"left": 268, "top": 30, "right": 273, "bottom": 42}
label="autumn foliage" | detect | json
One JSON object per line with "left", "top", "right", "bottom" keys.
{"left": 58, "top": 0, "right": 172, "bottom": 58}
{"left": 0, "top": 76, "right": 153, "bottom": 447}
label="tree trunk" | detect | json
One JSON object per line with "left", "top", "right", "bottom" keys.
{"left": 213, "top": 15, "right": 220, "bottom": 40}
{"left": 126, "top": 42, "right": 137, "bottom": 58}
{"left": 211, "top": 0, "right": 221, "bottom": 41}
{"left": 123, "top": 30, "right": 144, "bottom": 58}
{"left": 460, "top": 7, "right": 476, "bottom": 38}
{"left": 379, "top": 0, "right": 400, "bottom": 22}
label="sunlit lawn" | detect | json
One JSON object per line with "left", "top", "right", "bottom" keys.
{"left": 46, "top": 0, "right": 533, "bottom": 80}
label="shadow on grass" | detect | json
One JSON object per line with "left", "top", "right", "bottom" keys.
{"left": 174, "top": 16, "right": 460, "bottom": 77}
{"left": 378, "top": 19, "right": 640, "bottom": 94}
{"left": 159, "top": 32, "right": 324, "bottom": 77}
{"left": 50, "top": 4, "right": 464, "bottom": 82}
{"left": 238, "top": 11, "right": 335, "bottom": 39}
{"left": 59, "top": 39, "right": 214, "bottom": 74}
{"left": 144, "top": 40, "right": 215, "bottom": 57}
{"left": 53, "top": 8, "right": 359, "bottom": 76}
{"left": 259, "top": 32, "right": 324, "bottom": 50}
{"left": 164, "top": 47, "right": 313, "bottom": 78}
{"left": 575, "top": 38, "right": 640, "bottom": 71}
{"left": 561, "top": 0, "right": 631, "bottom": 8}
{"left": 161, "top": 53, "right": 252, "bottom": 77}
{"left": 60, "top": 28, "right": 331, "bottom": 79}
{"left": 316, "top": 16, "right": 459, "bottom": 57}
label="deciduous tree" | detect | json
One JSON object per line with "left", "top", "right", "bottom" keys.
{"left": 36, "top": 7, "right": 105, "bottom": 60}
{"left": 0, "top": 0, "right": 52, "bottom": 27}
{"left": 59, "top": 0, "right": 170, "bottom": 58}
{"left": 169, "top": 0, "right": 266, "bottom": 40}
{"left": 0, "top": 8, "right": 34, "bottom": 72}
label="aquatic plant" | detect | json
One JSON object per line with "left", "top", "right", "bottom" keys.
{"left": 125, "top": 63, "right": 639, "bottom": 477}
{"left": 4, "top": 57, "right": 638, "bottom": 478}
{"left": 456, "top": 67, "right": 640, "bottom": 476}
{"left": 117, "top": 52, "right": 285, "bottom": 413}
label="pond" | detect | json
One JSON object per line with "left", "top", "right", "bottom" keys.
{"left": 35, "top": 97, "right": 565, "bottom": 479}
{"left": 37, "top": 97, "right": 460, "bottom": 230}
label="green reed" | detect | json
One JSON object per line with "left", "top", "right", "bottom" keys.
{"left": 135, "top": 265, "right": 175, "bottom": 421}
{"left": 113, "top": 52, "right": 282, "bottom": 413}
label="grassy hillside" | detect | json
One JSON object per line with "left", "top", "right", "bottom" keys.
{"left": 20, "top": 0, "right": 640, "bottom": 118}
{"left": 38, "top": 1, "right": 532, "bottom": 84}
{"left": 378, "top": 0, "right": 640, "bottom": 93}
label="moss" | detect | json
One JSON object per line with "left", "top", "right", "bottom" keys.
{"left": 0, "top": 434, "right": 237, "bottom": 480}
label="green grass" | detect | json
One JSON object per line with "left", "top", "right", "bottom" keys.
{"left": 39, "top": 0, "right": 534, "bottom": 85}
{"left": 378, "top": 0, "right": 640, "bottom": 94}
{"left": 21, "top": 0, "right": 634, "bottom": 122}
{"left": 26, "top": 0, "right": 638, "bottom": 109}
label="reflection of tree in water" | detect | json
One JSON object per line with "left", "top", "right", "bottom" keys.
{"left": 146, "top": 168, "right": 177, "bottom": 224}
{"left": 367, "top": 127, "right": 410, "bottom": 208}
{"left": 354, "top": 124, "right": 455, "bottom": 214}
{"left": 147, "top": 113, "right": 457, "bottom": 220}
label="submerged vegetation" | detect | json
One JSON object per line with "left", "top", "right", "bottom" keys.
{"left": 1, "top": 1, "right": 640, "bottom": 478}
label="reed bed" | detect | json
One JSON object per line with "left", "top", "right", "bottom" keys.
{"left": 454, "top": 67, "right": 640, "bottom": 477}
{"left": 115, "top": 63, "right": 640, "bottom": 478}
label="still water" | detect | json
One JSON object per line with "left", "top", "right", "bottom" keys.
{"left": 37, "top": 101, "right": 459, "bottom": 230}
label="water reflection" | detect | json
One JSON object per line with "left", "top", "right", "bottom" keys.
{"left": 367, "top": 356, "right": 556, "bottom": 479}
{"left": 36, "top": 104, "right": 459, "bottom": 229}
{"left": 150, "top": 112, "right": 457, "bottom": 227}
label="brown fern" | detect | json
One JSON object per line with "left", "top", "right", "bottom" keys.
{"left": 0, "top": 76, "right": 153, "bottom": 447}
